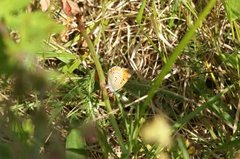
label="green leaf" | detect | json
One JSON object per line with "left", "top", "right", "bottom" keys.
{"left": 22, "top": 118, "right": 35, "bottom": 137}
{"left": 7, "top": 12, "right": 62, "bottom": 53}
{"left": 219, "top": 52, "right": 240, "bottom": 71}
{"left": 0, "top": 144, "right": 12, "bottom": 159}
{"left": 224, "top": 0, "right": 240, "bottom": 21}
{"left": 136, "top": 0, "right": 147, "bottom": 24}
{"left": 37, "top": 51, "right": 77, "bottom": 63}
{"left": 68, "top": 59, "right": 81, "bottom": 73}
{"left": 177, "top": 137, "right": 190, "bottom": 159}
{"left": 180, "top": 0, "right": 197, "bottom": 18}
{"left": 66, "top": 129, "right": 87, "bottom": 159}
{"left": 0, "top": 0, "right": 30, "bottom": 17}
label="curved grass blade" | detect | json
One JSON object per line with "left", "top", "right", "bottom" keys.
{"left": 140, "top": 0, "right": 217, "bottom": 118}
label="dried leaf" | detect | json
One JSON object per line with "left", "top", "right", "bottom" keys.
{"left": 62, "top": 0, "right": 80, "bottom": 16}
{"left": 40, "top": 0, "right": 50, "bottom": 12}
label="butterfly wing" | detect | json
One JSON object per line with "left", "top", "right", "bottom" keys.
{"left": 107, "top": 66, "right": 131, "bottom": 92}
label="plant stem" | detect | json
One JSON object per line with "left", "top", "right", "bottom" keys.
{"left": 80, "top": 27, "right": 126, "bottom": 153}
{"left": 140, "top": 0, "right": 217, "bottom": 118}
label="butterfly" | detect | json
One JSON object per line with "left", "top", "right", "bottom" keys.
{"left": 107, "top": 66, "right": 131, "bottom": 92}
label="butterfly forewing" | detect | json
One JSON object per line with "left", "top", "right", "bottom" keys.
{"left": 107, "top": 66, "right": 131, "bottom": 92}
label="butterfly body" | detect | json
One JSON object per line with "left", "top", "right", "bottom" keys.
{"left": 107, "top": 66, "right": 131, "bottom": 92}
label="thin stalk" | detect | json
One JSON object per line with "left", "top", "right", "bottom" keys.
{"left": 80, "top": 27, "right": 126, "bottom": 152}
{"left": 139, "top": 0, "right": 217, "bottom": 118}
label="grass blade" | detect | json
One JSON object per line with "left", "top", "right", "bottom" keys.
{"left": 140, "top": 0, "right": 217, "bottom": 118}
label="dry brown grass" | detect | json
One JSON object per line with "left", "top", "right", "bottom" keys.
{"left": 44, "top": 0, "right": 240, "bottom": 158}
{"left": 1, "top": 0, "right": 240, "bottom": 158}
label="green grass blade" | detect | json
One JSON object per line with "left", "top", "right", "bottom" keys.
{"left": 136, "top": 0, "right": 147, "bottom": 24}
{"left": 140, "top": 0, "right": 217, "bottom": 117}
{"left": 173, "top": 83, "right": 236, "bottom": 131}
{"left": 177, "top": 137, "right": 190, "bottom": 159}
{"left": 66, "top": 129, "right": 87, "bottom": 159}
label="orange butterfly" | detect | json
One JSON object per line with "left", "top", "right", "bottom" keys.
{"left": 107, "top": 66, "right": 131, "bottom": 92}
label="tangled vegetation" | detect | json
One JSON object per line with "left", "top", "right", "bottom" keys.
{"left": 0, "top": 0, "right": 240, "bottom": 158}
